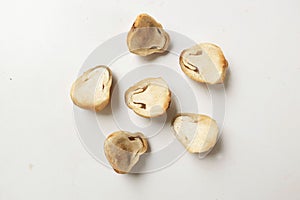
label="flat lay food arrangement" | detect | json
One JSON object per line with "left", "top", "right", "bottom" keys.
{"left": 70, "top": 13, "right": 228, "bottom": 174}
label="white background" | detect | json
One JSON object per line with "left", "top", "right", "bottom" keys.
{"left": 1, "top": 0, "right": 300, "bottom": 199}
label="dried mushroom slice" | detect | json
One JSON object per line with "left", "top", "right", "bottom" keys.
{"left": 179, "top": 43, "right": 228, "bottom": 84}
{"left": 70, "top": 66, "right": 112, "bottom": 111}
{"left": 104, "top": 131, "right": 148, "bottom": 174}
{"left": 172, "top": 113, "right": 219, "bottom": 153}
{"left": 127, "top": 13, "right": 170, "bottom": 56}
{"left": 125, "top": 77, "right": 171, "bottom": 118}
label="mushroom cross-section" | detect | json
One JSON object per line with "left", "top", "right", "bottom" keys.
{"left": 179, "top": 43, "right": 228, "bottom": 84}
{"left": 127, "top": 13, "right": 170, "bottom": 56}
{"left": 125, "top": 77, "right": 171, "bottom": 118}
{"left": 172, "top": 113, "right": 219, "bottom": 153}
{"left": 70, "top": 65, "right": 112, "bottom": 111}
{"left": 104, "top": 131, "right": 148, "bottom": 174}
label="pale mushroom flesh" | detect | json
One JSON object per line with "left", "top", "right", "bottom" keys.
{"left": 104, "top": 131, "right": 148, "bottom": 174}
{"left": 173, "top": 113, "right": 219, "bottom": 153}
{"left": 125, "top": 77, "right": 171, "bottom": 118}
{"left": 127, "top": 13, "right": 170, "bottom": 56}
{"left": 180, "top": 43, "right": 228, "bottom": 84}
{"left": 70, "top": 66, "right": 112, "bottom": 111}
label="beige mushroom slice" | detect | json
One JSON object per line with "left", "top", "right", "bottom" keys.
{"left": 125, "top": 77, "right": 171, "bottom": 118}
{"left": 70, "top": 66, "right": 112, "bottom": 111}
{"left": 179, "top": 43, "right": 228, "bottom": 84}
{"left": 172, "top": 113, "right": 219, "bottom": 153}
{"left": 104, "top": 131, "right": 148, "bottom": 174}
{"left": 127, "top": 13, "right": 170, "bottom": 56}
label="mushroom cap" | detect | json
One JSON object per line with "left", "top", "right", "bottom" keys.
{"left": 104, "top": 131, "right": 148, "bottom": 174}
{"left": 70, "top": 66, "right": 112, "bottom": 111}
{"left": 127, "top": 13, "right": 170, "bottom": 56}
{"left": 125, "top": 77, "right": 171, "bottom": 118}
{"left": 179, "top": 43, "right": 228, "bottom": 84}
{"left": 172, "top": 113, "right": 219, "bottom": 153}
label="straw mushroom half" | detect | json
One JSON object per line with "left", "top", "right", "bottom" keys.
{"left": 70, "top": 66, "right": 112, "bottom": 111}
{"left": 104, "top": 131, "right": 148, "bottom": 174}
{"left": 125, "top": 77, "right": 171, "bottom": 118}
{"left": 127, "top": 13, "right": 170, "bottom": 56}
{"left": 179, "top": 43, "right": 228, "bottom": 84}
{"left": 172, "top": 113, "right": 219, "bottom": 153}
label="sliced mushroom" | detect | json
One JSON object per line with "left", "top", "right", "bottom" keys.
{"left": 70, "top": 66, "right": 112, "bottom": 111}
{"left": 127, "top": 13, "right": 170, "bottom": 56}
{"left": 104, "top": 131, "right": 148, "bottom": 174}
{"left": 125, "top": 77, "right": 171, "bottom": 118}
{"left": 179, "top": 43, "right": 228, "bottom": 84}
{"left": 172, "top": 113, "right": 219, "bottom": 153}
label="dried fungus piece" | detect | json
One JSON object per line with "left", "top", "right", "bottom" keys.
{"left": 127, "top": 13, "right": 170, "bottom": 56}
{"left": 70, "top": 66, "right": 112, "bottom": 111}
{"left": 172, "top": 113, "right": 219, "bottom": 153}
{"left": 125, "top": 77, "right": 171, "bottom": 118}
{"left": 180, "top": 43, "right": 228, "bottom": 84}
{"left": 104, "top": 131, "right": 148, "bottom": 174}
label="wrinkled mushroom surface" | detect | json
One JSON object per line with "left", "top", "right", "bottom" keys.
{"left": 125, "top": 77, "right": 171, "bottom": 118}
{"left": 127, "top": 13, "right": 170, "bottom": 56}
{"left": 179, "top": 43, "right": 228, "bottom": 84}
{"left": 104, "top": 131, "right": 148, "bottom": 174}
{"left": 70, "top": 66, "right": 112, "bottom": 111}
{"left": 172, "top": 113, "right": 219, "bottom": 153}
